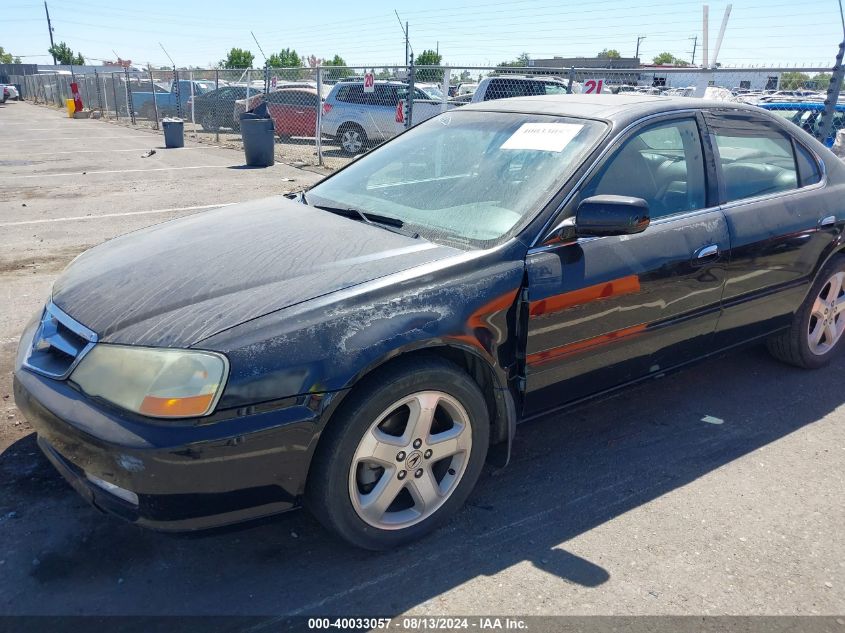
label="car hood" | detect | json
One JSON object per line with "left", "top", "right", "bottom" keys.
{"left": 51, "top": 196, "right": 460, "bottom": 347}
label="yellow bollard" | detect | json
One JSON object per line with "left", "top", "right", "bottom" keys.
{"left": 66, "top": 99, "right": 75, "bottom": 118}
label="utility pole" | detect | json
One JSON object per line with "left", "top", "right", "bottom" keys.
{"left": 406, "top": 21, "right": 409, "bottom": 67}
{"left": 818, "top": 39, "right": 845, "bottom": 146}
{"left": 44, "top": 1, "right": 56, "bottom": 65}
{"left": 635, "top": 36, "right": 646, "bottom": 60}
{"left": 689, "top": 36, "right": 698, "bottom": 65}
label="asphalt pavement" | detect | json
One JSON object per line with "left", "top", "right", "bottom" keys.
{"left": 0, "top": 100, "right": 843, "bottom": 618}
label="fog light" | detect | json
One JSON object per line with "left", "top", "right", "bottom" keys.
{"left": 85, "top": 473, "right": 139, "bottom": 506}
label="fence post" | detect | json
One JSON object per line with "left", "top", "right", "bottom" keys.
{"left": 316, "top": 65, "right": 323, "bottom": 166}
{"left": 264, "top": 64, "right": 270, "bottom": 95}
{"left": 148, "top": 64, "right": 160, "bottom": 129}
{"left": 407, "top": 58, "right": 415, "bottom": 127}
{"left": 819, "top": 40, "right": 845, "bottom": 146}
{"left": 94, "top": 70, "right": 103, "bottom": 112}
{"left": 125, "top": 66, "right": 136, "bottom": 125}
{"left": 440, "top": 65, "right": 450, "bottom": 112}
{"left": 111, "top": 73, "right": 119, "bottom": 119}
{"left": 189, "top": 70, "right": 196, "bottom": 135}
{"left": 215, "top": 68, "right": 220, "bottom": 143}
{"left": 173, "top": 68, "right": 182, "bottom": 119}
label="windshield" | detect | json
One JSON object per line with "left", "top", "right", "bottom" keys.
{"left": 307, "top": 111, "right": 606, "bottom": 248}
{"left": 421, "top": 86, "right": 444, "bottom": 99}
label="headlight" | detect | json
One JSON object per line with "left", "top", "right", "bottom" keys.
{"left": 70, "top": 345, "right": 229, "bottom": 419}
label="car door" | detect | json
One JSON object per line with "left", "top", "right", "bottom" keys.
{"left": 702, "top": 110, "right": 839, "bottom": 347}
{"left": 372, "top": 85, "right": 400, "bottom": 139}
{"left": 523, "top": 114, "right": 730, "bottom": 415}
{"left": 293, "top": 91, "right": 318, "bottom": 137}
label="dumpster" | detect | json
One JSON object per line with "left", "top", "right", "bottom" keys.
{"left": 162, "top": 118, "right": 185, "bottom": 148}
{"left": 240, "top": 113, "right": 275, "bottom": 167}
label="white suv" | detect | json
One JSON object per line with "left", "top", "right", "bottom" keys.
{"left": 321, "top": 81, "right": 449, "bottom": 154}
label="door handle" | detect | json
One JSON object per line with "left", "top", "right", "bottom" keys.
{"left": 694, "top": 244, "right": 720, "bottom": 260}
{"left": 820, "top": 215, "right": 836, "bottom": 227}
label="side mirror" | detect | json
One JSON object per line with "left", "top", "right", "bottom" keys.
{"left": 575, "top": 195, "right": 650, "bottom": 237}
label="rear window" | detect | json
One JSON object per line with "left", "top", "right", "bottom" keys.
{"left": 706, "top": 113, "right": 799, "bottom": 202}
{"left": 484, "top": 79, "right": 565, "bottom": 100}
{"left": 795, "top": 143, "right": 822, "bottom": 187}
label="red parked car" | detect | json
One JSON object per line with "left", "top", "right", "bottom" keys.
{"left": 264, "top": 88, "right": 320, "bottom": 139}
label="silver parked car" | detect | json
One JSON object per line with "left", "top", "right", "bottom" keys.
{"left": 321, "top": 80, "right": 450, "bottom": 154}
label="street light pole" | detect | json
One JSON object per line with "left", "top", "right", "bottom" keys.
{"left": 635, "top": 36, "right": 646, "bottom": 60}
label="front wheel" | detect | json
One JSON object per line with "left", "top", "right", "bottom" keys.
{"left": 306, "top": 357, "right": 489, "bottom": 550}
{"left": 767, "top": 255, "right": 845, "bottom": 368}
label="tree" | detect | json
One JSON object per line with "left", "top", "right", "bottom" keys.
{"left": 652, "top": 52, "right": 676, "bottom": 65}
{"left": 597, "top": 49, "right": 621, "bottom": 59}
{"left": 323, "top": 54, "right": 352, "bottom": 81}
{"left": 779, "top": 71, "right": 811, "bottom": 90}
{"left": 221, "top": 48, "right": 254, "bottom": 69}
{"left": 48, "top": 42, "right": 84, "bottom": 65}
{"left": 811, "top": 73, "right": 832, "bottom": 90}
{"left": 0, "top": 46, "right": 17, "bottom": 64}
{"left": 414, "top": 49, "right": 443, "bottom": 82}
{"left": 497, "top": 52, "right": 531, "bottom": 70}
{"left": 267, "top": 48, "right": 301, "bottom": 68}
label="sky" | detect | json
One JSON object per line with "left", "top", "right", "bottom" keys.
{"left": 3, "top": 0, "right": 845, "bottom": 70}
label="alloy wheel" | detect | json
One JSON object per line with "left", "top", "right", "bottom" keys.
{"left": 349, "top": 391, "right": 473, "bottom": 530}
{"left": 808, "top": 271, "right": 845, "bottom": 355}
{"left": 341, "top": 129, "right": 364, "bottom": 154}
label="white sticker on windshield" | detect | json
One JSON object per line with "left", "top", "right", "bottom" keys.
{"left": 500, "top": 122, "right": 584, "bottom": 152}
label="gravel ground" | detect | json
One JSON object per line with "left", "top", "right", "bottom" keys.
{"left": 0, "top": 99, "right": 843, "bottom": 618}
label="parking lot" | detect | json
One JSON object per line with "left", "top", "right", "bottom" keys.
{"left": 1, "top": 99, "right": 844, "bottom": 617}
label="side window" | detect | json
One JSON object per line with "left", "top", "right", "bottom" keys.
{"left": 710, "top": 118, "right": 798, "bottom": 202}
{"left": 337, "top": 85, "right": 365, "bottom": 104}
{"left": 373, "top": 85, "right": 399, "bottom": 106}
{"left": 544, "top": 83, "right": 569, "bottom": 95}
{"left": 484, "top": 79, "right": 510, "bottom": 101}
{"left": 795, "top": 142, "right": 822, "bottom": 187}
{"left": 582, "top": 118, "right": 707, "bottom": 219}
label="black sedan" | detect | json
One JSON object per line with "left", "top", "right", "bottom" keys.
{"left": 14, "top": 95, "right": 845, "bottom": 550}
{"left": 188, "top": 85, "right": 252, "bottom": 132}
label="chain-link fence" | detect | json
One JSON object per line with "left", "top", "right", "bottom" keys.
{"left": 11, "top": 60, "right": 844, "bottom": 170}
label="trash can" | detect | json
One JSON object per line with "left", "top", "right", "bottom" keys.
{"left": 241, "top": 116, "right": 275, "bottom": 167}
{"left": 162, "top": 118, "right": 185, "bottom": 148}
{"left": 66, "top": 99, "right": 75, "bottom": 118}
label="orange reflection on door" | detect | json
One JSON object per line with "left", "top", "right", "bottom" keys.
{"left": 529, "top": 274, "right": 641, "bottom": 318}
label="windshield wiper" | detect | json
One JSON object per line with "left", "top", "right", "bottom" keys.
{"left": 314, "top": 205, "right": 420, "bottom": 239}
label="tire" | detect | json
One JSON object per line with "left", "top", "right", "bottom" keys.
{"left": 767, "top": 254, "right": 845, "bottom": 369}
{"left": 306, "top": 356, "right": 489, "bottom": 550}
{"left": 200, "top": 112, "right": 218, "bottom": 132}
{"left": 337, "top": 124, "right": 367, "bottom": 155}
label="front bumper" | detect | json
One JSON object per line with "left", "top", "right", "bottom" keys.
{"left": 13, "top": 368, "right": 324, "bottom": 531}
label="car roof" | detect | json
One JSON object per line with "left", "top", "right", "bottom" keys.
{"left": 460, "top": 94, "right": 762, "bottom": 123}
{"left": 759, "top": 102, "right": 844, "bottom": 111}
{"left": 484, "top": 75, "right": 565, "bottom": 82}
{"left": 334, "top": 80, "right": 406, "bottom": 86}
